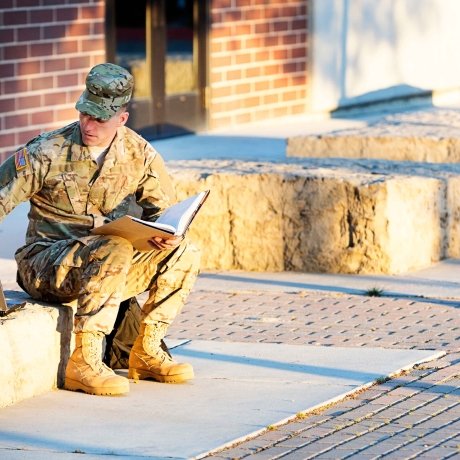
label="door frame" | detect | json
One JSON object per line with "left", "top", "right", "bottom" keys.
{"left": 105, "top": 0, "right": 209, "bottom": 137}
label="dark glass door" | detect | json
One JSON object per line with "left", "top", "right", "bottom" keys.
{"left": 106, "top": 0, "right": 207, "bottom": 139}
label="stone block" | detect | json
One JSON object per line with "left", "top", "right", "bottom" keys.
{"left": 286, "top": 109, "right": 460, "bottom": 163}
{"left": 287, "top": 134, "right": 460, "bottom": 163}
{"left": 0, "top": 294, "right": 73, "bottom": 408}
{"left": 384, "top": 177, "right": 444, "bottom": 273}
{"left": 446, "top": 176, "right": 460, "bottom": 258}
{"left": 169, "top": 160, "right": 447, "bottom": 274}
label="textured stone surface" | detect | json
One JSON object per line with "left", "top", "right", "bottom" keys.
{"left": 169, "top": 159, "right": 460, "bottom": 274}
{"left": 286, "top": 108, "right": 460, "bottom": 162}
{"left": 0, "top": 292, "right": 73, "bottom": 408}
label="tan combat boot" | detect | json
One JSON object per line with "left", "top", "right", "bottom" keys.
{"left": 128, "top": 322, "right": 194, "bottom": 383}
{"left": 65, "top": 331, "right": 129, "bottom": 396}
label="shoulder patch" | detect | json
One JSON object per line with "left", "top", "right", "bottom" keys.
{"left": 14, "top": 147, "right": 30, "bottom": 173}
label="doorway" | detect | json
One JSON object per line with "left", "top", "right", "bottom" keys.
{"left": 106, "top": 0, "right": 208, "bottom": 139}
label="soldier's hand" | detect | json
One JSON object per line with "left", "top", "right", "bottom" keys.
{"left": 148, "top": 235, "right": 183, "bottom": 250}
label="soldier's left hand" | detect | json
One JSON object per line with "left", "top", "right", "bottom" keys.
{"left": 148, "top": 235, "right": 184, "bottom": 250}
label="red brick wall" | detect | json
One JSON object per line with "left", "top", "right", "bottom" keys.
{"left": 0, "top": 0, "right": 106, "bottom": 162}
{"left": 0, "top": 0, "right": 310, "bottom": 160}
{"left": 209, "top": 0, "right": 308, "bottom": 129}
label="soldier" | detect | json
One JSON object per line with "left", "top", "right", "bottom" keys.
{"left": 0, "top": 63, "right": 201, "bottom": 396}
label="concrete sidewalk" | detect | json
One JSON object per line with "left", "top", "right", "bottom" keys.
{"left": 0, "top": 262, "right": 458, "bottom": 459}
{"left": 1, "top": 241, "right": 459, "bottom": 459}
{"left": 196, "top": 259, "right": 460, "bottom": 300}
{"left": 180, "top": 288, "right": 459, "bottom": 460}
{"left": 1, "top": 270, "right": 458, "bottom": 459}
{"left": 0, "top": 340, "right": 441, "bottom": 459}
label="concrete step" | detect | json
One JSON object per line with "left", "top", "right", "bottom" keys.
{"left": 169, "top": 158, "right": 460, "bottom": 275}
{"left": 0, "top": 290, "right": 73, "bottom": 408}
{"left": 5, "top": 157, "right": 460, "bottom": 276}
{"left": 287, "top": 108, "right": 460, "bottom": 162}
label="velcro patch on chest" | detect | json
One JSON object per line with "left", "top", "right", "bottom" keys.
{"left": 14, "top": 147, "right": 31, "bottom": 174}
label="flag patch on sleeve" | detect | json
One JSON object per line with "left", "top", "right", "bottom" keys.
{"left": 14, "top": 147, "right": 30, "bottom": 172}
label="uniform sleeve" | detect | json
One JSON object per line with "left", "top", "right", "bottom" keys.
{"left": 0, "top": 147, "right": 45, "bottom": 222}
{"left": 135, "top": 146, "right": 177, "bottom": 222}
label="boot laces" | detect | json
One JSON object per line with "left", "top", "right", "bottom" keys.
{"left": 144, "top": 323, "right": 174, "bottom": 364}
{"left": 85, "top": 333, "right": 112, "bottom": 375}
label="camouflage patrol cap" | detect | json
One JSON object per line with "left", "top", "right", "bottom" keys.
{"left": 75, "top": 63, "right": 134, "bottom": 120}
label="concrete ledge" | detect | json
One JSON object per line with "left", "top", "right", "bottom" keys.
{"left": 169, "top": 159, "right": 460, "bottom": 274}
{"left": 287, "top": 109, "right": 460, "bottom": 162}
{"left": 0, "top": 290, "right": 73, "bottom": 408}
{"left": 288, "top": 134, "right": 460, "bottom": 163}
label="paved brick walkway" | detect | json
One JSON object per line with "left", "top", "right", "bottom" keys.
{"left": 168, "top": 290, "right": 460, "bottom": 460}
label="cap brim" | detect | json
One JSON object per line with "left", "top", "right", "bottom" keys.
{"left": 75, "top": 92, "right": 116, "bottom": 120}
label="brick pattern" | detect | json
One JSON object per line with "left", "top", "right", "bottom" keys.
{"left": 0, "top": 0, "right": 311, "bottom": 159}
{"left": 168, "top": 290, "right": 460, "bottom": 459}
{"left": 170, "top": 291, "right": 459, "bottom": 351}
{"left": 0, "top": 0, "right": 106, "bottom": 162}
{"left": 209, "top": 0, "right": 308, "bottom": 129}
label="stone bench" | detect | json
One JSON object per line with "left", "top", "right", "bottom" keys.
{"left": 170, "top": 158, "right": 460, "bottom": 275}
{"left": 0, "top": 289, "right": 73, "bottom": 408}
{"left": 287, "top": 108, "right": 460, "bottom": 163}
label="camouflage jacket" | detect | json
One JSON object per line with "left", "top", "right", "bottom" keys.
{"left": 0, "top": 122, "right": 175, "bottom": 250}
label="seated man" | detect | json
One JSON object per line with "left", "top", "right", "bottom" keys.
{"left": 0, "top": 63, "right": 201, "bottom": 396}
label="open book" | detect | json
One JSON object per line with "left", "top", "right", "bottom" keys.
{"left": 92, "top": 190, "right": 210, "bottom": 251}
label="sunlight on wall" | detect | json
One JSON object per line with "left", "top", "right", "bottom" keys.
{"left": 310, "top": 0, "right": 460, "bottom": 112}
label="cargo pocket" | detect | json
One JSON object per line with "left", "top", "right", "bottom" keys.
{"left": 53, "top": 242, "right": 85, "bottom": 296}
{"left": 16, "top": 243, "right": 52, "bottom": 296}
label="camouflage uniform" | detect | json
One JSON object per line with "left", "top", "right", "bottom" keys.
{"left": 0, "top": 121, "right": 200, "bottom": 335}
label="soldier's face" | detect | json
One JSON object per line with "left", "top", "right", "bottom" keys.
{"left": 79, "top": 110, "right": 129, "bottom": 147}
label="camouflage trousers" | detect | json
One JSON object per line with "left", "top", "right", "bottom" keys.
{"left": 16, "top": 235, "right": 201, "bottom": 335}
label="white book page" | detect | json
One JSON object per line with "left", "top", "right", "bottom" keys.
{"left": 156, "top": 192, "right": 206, "bottom": 234}
{"left": 130, "top": 217, "right": 176, "bottom": 234}
{"left": 131, "top": 191, "right": 207, "bottom": 235}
